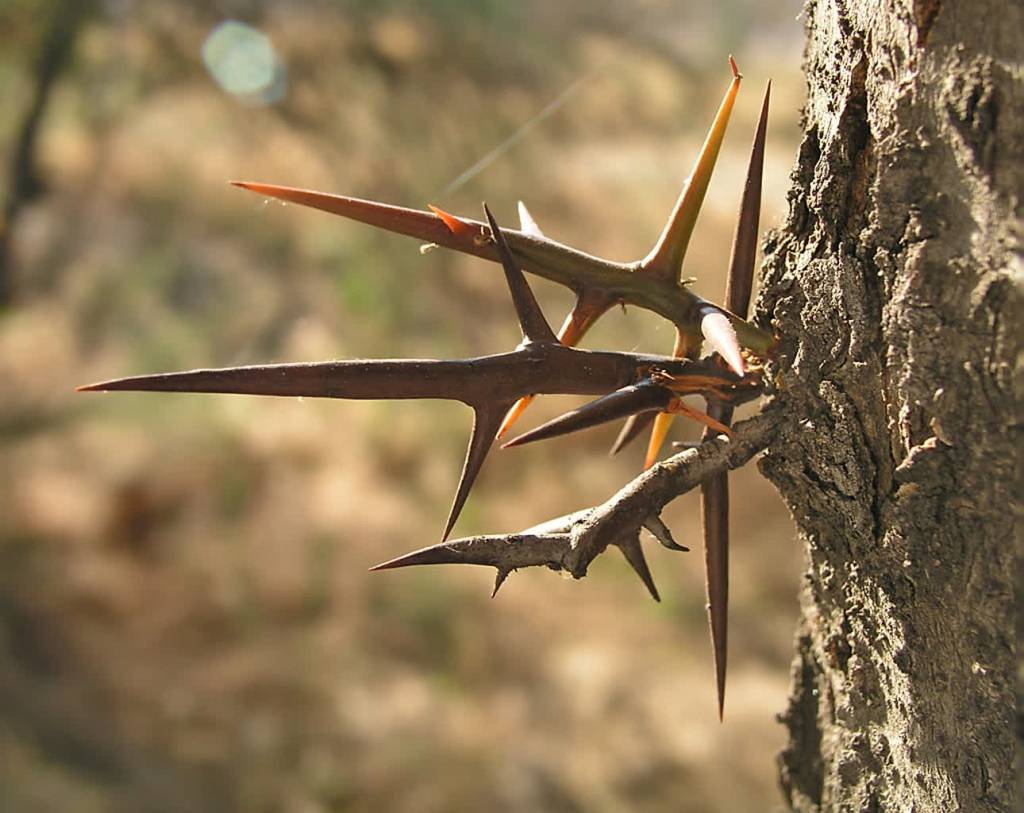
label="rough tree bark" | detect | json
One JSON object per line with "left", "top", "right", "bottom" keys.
{"left": 756, "top": 0, "right": 1020, "bottom": 810}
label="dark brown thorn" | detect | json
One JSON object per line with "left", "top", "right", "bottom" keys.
{"left": 369, "top": 543, "right": 470, "bottom": 571}
{"left": 642, "top": 514, "right": 687, "bottom": 552}
{"left": 701, "top": 446, "right": 730, "bottom": 721}
{"left": 724, "top": 79, "right": 770, "bottom": 318}
{"left": 442, "top": 402, "right": 515, "bottom": 542}
{"left": 609, "top": 411, "right": 656, "bottom": 456}
{"left": 699, "top": 83, "right": 767, "bottom": 722}
{"left": 76, "top": 359, "right": 503, "bottom": 402}
{"left": 502, "top": 381, "right": 672, "bottom": 449}
{"left": 517, "top": 201, "right": 544, "bottom": 237}
{"left": 491, "top": 568, "right": 511, "bottom": 598}
{"left": 616, "top": 534, "right": 660, "bottom": 602}
{"left": 482, "top": 203, "right": 558, "bottom": 345}
{"left": 76, "top": 364, "right": 366, "bottom": 397}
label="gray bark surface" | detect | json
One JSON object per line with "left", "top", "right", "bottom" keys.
{"left": 756, "top": 1, "right": 1021, "bottom": 810}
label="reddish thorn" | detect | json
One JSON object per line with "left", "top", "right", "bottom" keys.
{"left": 428, "top": 204, "right": 478, "bottom": 240}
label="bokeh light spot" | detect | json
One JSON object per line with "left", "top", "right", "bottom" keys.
{"left": 202, "top": 20, "right": 286, "bottom": 105}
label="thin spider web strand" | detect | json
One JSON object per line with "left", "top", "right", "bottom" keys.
{"left": 439, "top": 72, "right": 596, "bottom": 197}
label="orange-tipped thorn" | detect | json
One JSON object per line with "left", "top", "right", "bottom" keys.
{"left": 644, "top": 411, "right": 675, "bottom": 469}
{"left": 428, "top": 204, "right": 480, "bottom": 241}
{"left": 666, "top": 399, "right": 733, "bottom": 438}
{"left": 641, "top": 57, "right": 742, "bottom": 281}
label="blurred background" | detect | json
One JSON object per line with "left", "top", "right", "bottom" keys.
{"left": 0, "top": 1, "right": 805, "bottom": 810}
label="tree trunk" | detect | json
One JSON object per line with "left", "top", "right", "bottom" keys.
{"left": 757, "top": 1, "right": 1020, "bottom": 810}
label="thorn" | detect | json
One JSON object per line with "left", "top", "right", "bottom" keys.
{"left": 696, "top": 82, "right": 767, "bottom": 721}
{"left": 644, "top": 411, "right": 675, "bottom": 469}
{"left": 641, "top": 61, "right": 742, "bottom": 280}
{"left": 232, "top": 182, "right": 464, "bottom": 249}
{"left": 617, "top": 535, "right": 660, "bottom": 602}
{"left": 429, "top": 204, "right": 479, "bottom": 240}
{"left": 443, "top": 402, "right": 515, "bottom": 541}
{"left": 700, "top": 308, "right": 745, "bottom": 376}
{"left": 642, "top": 514, "right": 688, "bottom": 552}
{"left": 666, "top": 399, "right": 734, "bottom": 437}
{"left": 609, "top": 411, "right": 655, "bottom": 456}
{"left": 517, "top": 201, "right": 544, "bottom": 237}
{"left": 491, "top": 568, "right": 511, "bottom": 597}
{"left": 728, "top": 54, "right": 741, "bottom": 79}
{"left": 370, "top": 542, "right": 469, "bottom": 571}
{"left": 723, "top": 80, "right": 770, "bottom": 317}
{"left": 482, "top": 203, "right": 558, "bottom": 345}
{"left": 701, "top": 468, "right": 730, "bottom": 721}
{"left": 497, "top": 395, "right": 535, "bottom": 439}
{"left": 368, "top": 529, "right": 573, "bottom": 577}
{"left": 503, "top": 381, "right": 672, "bottom": 449}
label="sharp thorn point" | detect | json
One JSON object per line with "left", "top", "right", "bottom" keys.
{"left": 722, "top": 76, "right": 770, "bottom": 323}
{"left": 428, "top": 204, "right": 477, "bottom": 239}
{"left": 482, "top": 203, "right": 558, "bottom": 345}
{"left": 517, "top": 201, "right": 544, "bottom": 238}
{"left": 642, "top": 515, "right": 688, "bottom": 552}
{"left": 505, "top": 383, "right": 671, "bottom": 450}
{"left": 701, "top": 473, "right": 730, "bottom": 724}
{"left": 229, "top": 182, "right": 471, "bottom": 254}
{"left": 491, "top": 568, "right": 511, "bottom": 598}
{"left": 644, "top": 411, "right": 676, "bottom": 469}
{"left": 617, "top": 535, "right": 660, "bottom": 602}
{"left": 497, "top": 395, "right": 535, "bottom": 440}
{"left": 442, "top": 403, "right": 512, "bottom": 541}
{"left": 369, "top": 542, "right": 465, "bottom": 571}
{"left": 640, "top": 59, "right": 742, "bottom": 279}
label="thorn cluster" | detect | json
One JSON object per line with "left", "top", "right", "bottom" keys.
{"left": 78, "top": 60, "right": 774, "bottom": 719}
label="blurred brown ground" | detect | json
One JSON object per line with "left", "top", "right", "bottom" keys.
{"left": 0, "top": 2, "right": 805, "bottom": 811}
